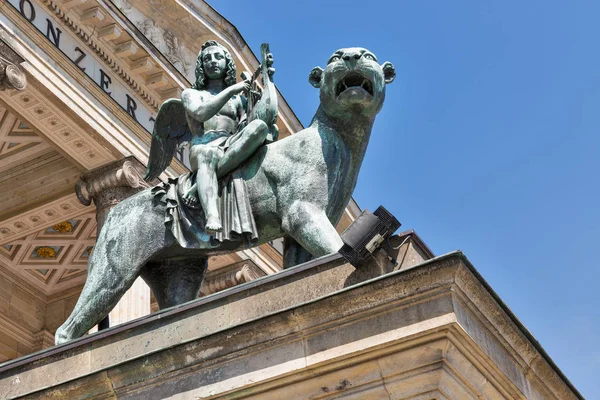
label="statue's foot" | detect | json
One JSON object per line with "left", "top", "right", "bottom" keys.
{"left": 184, "top": 185, "right": 198, "bottom": 201}
{"left": 55, "top": 324, "right": 71, "bottom": 345}
{"left": 205, "top": 216, "right": 223, "bottom": 234}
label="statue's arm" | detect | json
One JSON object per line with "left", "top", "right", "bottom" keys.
{"left": 182, "top": 81, "right": 250, "bottom": 123}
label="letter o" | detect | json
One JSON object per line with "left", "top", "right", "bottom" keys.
{"left": 19, "top": 0, "right": 36, "bottom": 22}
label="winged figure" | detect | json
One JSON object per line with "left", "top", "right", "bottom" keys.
{"left": 144, "top": 40, "right": 277, "bottom": 236}
{"left": 143, "top": 99, "right": 192, "bottom": 182}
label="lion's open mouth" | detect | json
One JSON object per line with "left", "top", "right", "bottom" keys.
{"left": 336, "top": 72, "right": 374, "bottom": 97}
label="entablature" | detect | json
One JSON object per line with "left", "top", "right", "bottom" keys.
{"left": 0, "top": 6, "right": 189, "bottom": 177}
{"left": 112, "top": 0, "right": 305, "bottom": 138}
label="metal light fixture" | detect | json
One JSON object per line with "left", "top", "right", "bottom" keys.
{"left": 339, "top": 206, "right": 401, "bottom": 268}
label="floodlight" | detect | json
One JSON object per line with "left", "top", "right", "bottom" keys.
{"left": 339, "top": 206, "right": 401, "bottom": 268}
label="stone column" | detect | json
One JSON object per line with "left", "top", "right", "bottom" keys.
{"left": 76, "top": 157, "right": 157, "bottom": 328}
{"left": 0, "top": 39, "right": 27, "bottom": 91}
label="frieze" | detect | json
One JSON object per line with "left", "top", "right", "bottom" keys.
{"left": 5, "top": 0, "right": 158, "bottom": 132}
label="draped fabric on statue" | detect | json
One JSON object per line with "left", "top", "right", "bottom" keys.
{"left": 151, "top": 172, "right": 258, "bottom": 249}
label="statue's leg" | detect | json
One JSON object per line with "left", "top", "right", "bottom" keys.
{"left": 283, "top": 236, "right": 314, "bottom": 269}
{"left": 55, "top": 195, "right": 166, "bottom": 344}
{"left": 217, "top": 120, "right": 268, "bottom": 178}
{"left": 55, "top": 241, "right": 149, "bottom": 344}
{"left": 191, "top": 145, "right": 223, "bottom": 233}
{"left": 282, "top": 201, "right": 343, "bottom": 258}
{"left": 141, "top": 257, "right": 208, "bottom": 309}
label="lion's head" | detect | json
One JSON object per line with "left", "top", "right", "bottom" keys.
{"left": 309, "top": 48, "right": 395, "bottom": 119}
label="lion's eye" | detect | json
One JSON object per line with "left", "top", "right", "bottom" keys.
{"left": 328, "top": 56, "right": 340, "bottom": 64}
{"left": 364, "top": 54, "right": 376, "bottom": 61}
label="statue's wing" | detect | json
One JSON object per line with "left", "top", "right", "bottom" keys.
{"left": 144, "top": 98, "right": 192, "bottom": 181}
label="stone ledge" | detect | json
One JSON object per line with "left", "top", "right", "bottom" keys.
{"left": 0, "top": 250, "right": 582, "bottom": 399}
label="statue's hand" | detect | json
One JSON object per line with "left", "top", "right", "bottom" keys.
{"left": 231, "top": 79, "right": 251, "bottom": 95}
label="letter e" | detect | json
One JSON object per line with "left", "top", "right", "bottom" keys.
{"left": 99, "top": 69, "right": 112, "bottom": 95}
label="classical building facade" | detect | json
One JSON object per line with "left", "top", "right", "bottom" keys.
{"left": 0, "top": 0, "right": 359, "bottom": 360}
{"left": 0, "top": 1, "right": 584, "bottom": 399}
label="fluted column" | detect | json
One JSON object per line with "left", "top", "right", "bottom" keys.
{"left": 76, "top": 157, "right": 158, "bottom": 328}
{"left": 199, "top": 262, "right": 266, "bottom": 296}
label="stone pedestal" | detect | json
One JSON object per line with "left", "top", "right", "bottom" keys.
{"left": 75, "top": 157, "right": 157, "bottom": 329}
{"left": 0, "top": 240, "right": 582, "bottom": 399}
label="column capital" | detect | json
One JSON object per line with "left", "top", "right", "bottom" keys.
{"left": 0, "top": 39, "right": 26, "bottom": 91}
{"left": 75, "top": 156, "right": 157, "bottom": 230}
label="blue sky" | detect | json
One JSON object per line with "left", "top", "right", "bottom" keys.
{"left": 213, "top": 1, "right": 599, "bottom": 396}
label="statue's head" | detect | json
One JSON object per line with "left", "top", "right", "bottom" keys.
{"left": 192, "top": 40, "right": 237, "bottom": 89}
{"left": 309, "top": 48, "right": 395, "bottom": 118}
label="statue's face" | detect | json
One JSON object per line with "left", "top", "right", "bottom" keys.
{"left": 309, "top": 47, "right": 395, "bottom": 118}
{"left": 201, "top": 46, "right": 227, "bottom": 80}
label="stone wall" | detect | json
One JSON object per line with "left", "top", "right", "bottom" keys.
{"left": 0, "top": 269, "right": 82, "bottom": 361}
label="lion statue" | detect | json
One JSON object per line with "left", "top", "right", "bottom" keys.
{"left": 55, "top": 47, "right": 395, "bottom": 344}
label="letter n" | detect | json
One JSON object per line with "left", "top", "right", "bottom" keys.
{"left": 45, "top": 19, "right": 62, "bottom": 48}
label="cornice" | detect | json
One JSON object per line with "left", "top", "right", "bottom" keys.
{"left": 39, "top": 0, "right": 162, "bottom": 110}
{"left": 0, "top": 15, "right": 188, "bottom": 176}
{"left": 178, "top": 0, "right": 304, "bottom": 132}
{"left": 96, "top": 0, "right": 189, "bottom": 90}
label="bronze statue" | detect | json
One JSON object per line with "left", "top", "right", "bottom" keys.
{"left": 144, "top": 40, "right": 277, "bottom": 237}
{"left": 55, "top": 44, "right": 395, "bottom": 344}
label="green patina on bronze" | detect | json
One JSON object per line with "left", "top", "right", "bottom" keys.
{"left": 55, "top": 43, "right": 395, "bottom": 344}
{"left": 144, "top": 41, "right": 277, "bottom": 241}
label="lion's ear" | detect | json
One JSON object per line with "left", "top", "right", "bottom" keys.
{"left": 308, "top": 67, "right": 323, "bottom": 88}
{"left": 382, "top": 62, "right": 396, "bottom": 84}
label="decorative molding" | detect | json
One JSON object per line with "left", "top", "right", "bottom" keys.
{"left": 0, "top": 194, "right": 89, "bottom": 246}
{"left": 0, "top": 38, "right": 23, "bottom": 66}
{"left": 32, "top": 329, "right": 55, "bottom": 352}
{"left": 0, "top": 212, "right": 96, "bottom": 295}
{"left": 0, "top": 106, "right": 53, "bottom": 174}
{"left": 38, "top": 0, "right": 162, "bottom": 110}
{"left": 1, "top": 85, "right": 114, "bottom": 170}
{"left": 111, "top": 0, "right": 195, "bottom": 81}
{"left": 0, "top": 313, "right": 35, "bottom": 349}
{"left": 0, "top": 263, "right": 48, "bottom": 303}
{"left": 240, "top": 244, "right": 283, "bottom": 275}
{"left": 76, "top": 157, "right": 150, "bottom": 206}
{"left": 75, "top": 156, "right": 156, "bottom": 230}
